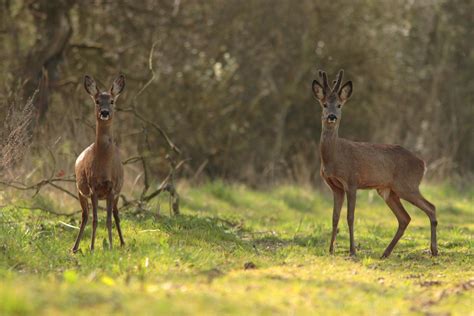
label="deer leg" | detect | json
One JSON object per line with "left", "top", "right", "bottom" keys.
{"left": 346, "top": 188, "right": 357, "bottom": 256}
{"left": 328, "top": 183, "right": 345, "bottom": 254}
{"left": 378, "top": 190, "right": 411, "bottom": 258}
{"left": 72, "top": 194, "right": 89, "bottom": 253}
{"left": 90, "top": 194, "right": 99, "bottom": 251}
{"left": 112, "top": 197, "right": 125, "bottom": 247}
{"left": 106, "top": 193, "right": 114, "bottom": 250}
{"left": 400, "top": 191, "right": 438, "bottom": 256}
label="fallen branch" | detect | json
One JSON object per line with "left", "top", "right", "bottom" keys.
{"left": 143, "top": 158, "right": 188, "bottom": 202}
{"left": 0, "top": 176, "right": 78, "bottom": 200}
{"left": 122, "top": 156, "right": 188, "bottom": 216}
{"left": 1, "top": 152, "right": 187, "bottom": 216}
{"left": 4, "top": 204, "right": 82, "bottom": 217}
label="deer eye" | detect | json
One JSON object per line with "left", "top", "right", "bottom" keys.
{"left": 323, "top": 103, "right": 328, "bottom": 108}
{"left": 337, "top": 104, "right": 341, "bottom": 108}
{"left": 110, "top": 100, "right": 114, "bottom": 104}
{"left": 95, "top": 100, "right": 99, "bottom": 105}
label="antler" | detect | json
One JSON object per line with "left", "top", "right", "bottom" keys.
{"left": 332, "top": 69, "right": 344, "bottom": 93}
{"left": 318, "top": 70, "right": 330, "bottom": 92}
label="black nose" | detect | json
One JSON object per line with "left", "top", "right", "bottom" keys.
{"left": 328, "top": 114, "right": 337, "bottom": 121}
{"left": 100, "top": 110, "right": 110, "bottom": 117}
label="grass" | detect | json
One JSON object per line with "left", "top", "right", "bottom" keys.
{"left": 0, "top": 182, "right": 473, "bottom": 315}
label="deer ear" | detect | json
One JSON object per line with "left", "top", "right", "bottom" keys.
{"left": 110, "top": 74, "right": 125, "bottom": 97}
{"left": 312, "top": 80, "right": 325, "bottom": 101}
{"left": 84, "top": 75, "right": 98, "bottom": 96}
{"left": 339, "top": 81, "right": 353, "bottom": 102}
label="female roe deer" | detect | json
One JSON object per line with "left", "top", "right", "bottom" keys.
{"left": 72, "top": 75, "right": 125, "bottom": 253}
{"left": 312, "top": 69, "right": 438, "bottom": 258}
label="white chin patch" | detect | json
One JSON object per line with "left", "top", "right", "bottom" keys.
{"left": 100, "top": 115, "right": 110, "bottom": 121}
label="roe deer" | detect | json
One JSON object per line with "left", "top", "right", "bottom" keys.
{"left": 72, "top": 75, "right": 125, "bottom": 253}
{"left": 312, "top": 69, "right": 437, "bottom": 258}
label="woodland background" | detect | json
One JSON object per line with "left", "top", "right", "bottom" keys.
{"left": 0, "top": 0, "right": 473, "bottom": 188}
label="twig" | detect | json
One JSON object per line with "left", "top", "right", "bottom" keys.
{"left": 121, "top": 154, "right": 150, "bottom": 200}
{"left": 140, "top": 155, "right": 150, "bottom": 199}
{"left": 58, "top": 221, "right": 79, "bottom": 230}
{"left": 8, "top": 204, "right": 81, "bottom": 217}
{"left": 139, "top": 229, "right": 162, "bottom": 233}
{"left": 134, "top": 41, "right": 158, "bottom": 99}
{"left": 49, "top": 182, "right": 79, "bottom": 200}
{"left": 0, "top": 176, "right": 78, "bottom": 201}
{"left": 121, "top": 157, "right": 188, "bottom": 216}
{"left": 116, "top": 41, "right": 181, "bottom": 155}
{"left": 143, "top": 158, "right": 188, "bottom": 202}
{"left": 118, "top": 106, "right": 181, "bottom": 155}
{"left": 193, "top": 159, "right": 209, "bottom": 182}
{"left": 122, "top": 156, "right": 143, "bottom": 165}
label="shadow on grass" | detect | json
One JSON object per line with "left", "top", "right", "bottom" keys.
{"left": 4, "top": 205, "right": 468, "bottom": 276}
{"left": 249, "top": 226, "right": 472, "bottom": 269}
{"left": 124, "top": 211, "right": 335, "bottom": 257}
{"left": 124, "top": 212, "right": 254, "bottom": 249}
{"left": 124, "top": 211, "right": 470, "bottom": 262}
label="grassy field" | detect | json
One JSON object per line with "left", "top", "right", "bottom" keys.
{"left": 0, "top": 182, "right": 473, "bottom": 315}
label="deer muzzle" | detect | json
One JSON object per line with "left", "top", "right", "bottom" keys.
{"left": 327, "top": 114, "right": 337, "bottom": 124}
{"left": 99, "top": 110, "right": 111, "bottom": 120}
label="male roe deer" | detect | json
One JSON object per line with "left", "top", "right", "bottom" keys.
{"left": 72, "top": 75, "right": 125, "bottom": 253}
{"left": 312, "top": 69, "right": 438, "bottom": 258}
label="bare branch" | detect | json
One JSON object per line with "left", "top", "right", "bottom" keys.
{"left": 116, "top": 41, "right": 182, "bottom": 155}
{"left": 8, "top": 204, "right": 81, "bottom": 217}
{"left": 0, "top": 177, "right": 79, "bottom": 201}
{"left": 134, "top": 41, "right": 158, "bottom": 99}
{"left": 118, "top": 103, "right": 181, "bottom": 155}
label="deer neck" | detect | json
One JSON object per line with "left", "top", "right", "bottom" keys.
{"left": 319, "top": 125, "right": 339, "bottom": 166}
{"left": 95, "top": 120, "right": 114, "bottom": 154}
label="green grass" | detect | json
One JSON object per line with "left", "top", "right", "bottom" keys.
{"left": 0, "top": 182, "right": 473, "bottom": 315}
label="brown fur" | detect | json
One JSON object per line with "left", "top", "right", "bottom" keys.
{"left": 320, "top": 138, "right": 425, "bottom": 192}
{"left": 75, "top": 125, "right": 123, "bottom": 200}
{"left": 72, "top": 75, "right": 126, "bottom": 253}
{"left": 313, "top": 70, "right": 438, "bottom": 258}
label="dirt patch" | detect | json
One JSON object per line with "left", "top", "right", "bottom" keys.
{"left": 422, "top": 278, "right": 474, "bottom": 307}
{"left": 244, "top": 262, "right": 257, "bottom": 270}
{"left": 419, "top": 280, "right": 442, "bottom": 287}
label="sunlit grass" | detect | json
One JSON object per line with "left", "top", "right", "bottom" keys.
{"left": 0, "top": 182, "right": 472, "bottom": 315}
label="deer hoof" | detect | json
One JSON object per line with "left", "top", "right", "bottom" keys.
{"left": 380, "top": 253, "right": 390, "bottom": 259}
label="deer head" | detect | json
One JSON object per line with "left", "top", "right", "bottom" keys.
{"left": 312, "top": 69, "right": 352, "bottom": 128}
{"left": 84, "top": 75, "right": 125, "bottom": 122}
